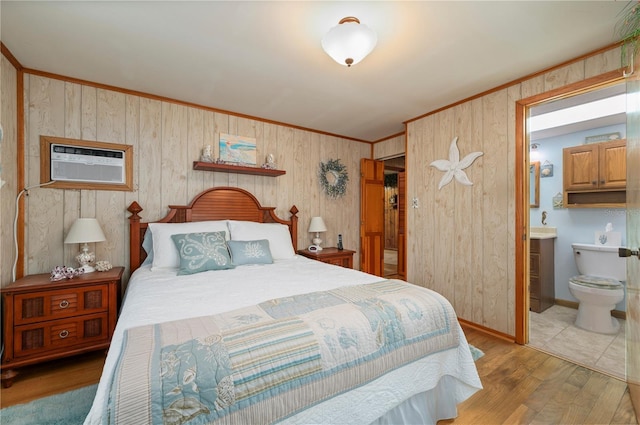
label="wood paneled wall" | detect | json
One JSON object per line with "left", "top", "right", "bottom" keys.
{"left": 406, "top": 46, "right": 622, "bottom": 336}
{"left": 374, "top": 134, "right": 405, "bottom": 160}
{"left": 4, "top": 74, "right": 369, "bottom": 286}
{"left": 1, "top": 56, "right": 19, "bottom": 285}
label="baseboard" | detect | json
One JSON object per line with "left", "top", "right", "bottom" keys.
{"left": 458, "top": 318, "right": 515, "bottom": 342}
{"left": 459, "top": 300, "right": 626, "bottom": 344}
{"left": 554, "top": 298, "right": 626, "bottom": 320}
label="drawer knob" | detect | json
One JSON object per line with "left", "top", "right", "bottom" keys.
{"left": 59, "top": 300, "right": 70, "bottom": 309}
{"left": 59, "top": 330, "right": 69, "bottom": 339}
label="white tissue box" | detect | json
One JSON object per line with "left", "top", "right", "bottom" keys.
{"left": 595, "top": 231, "right": 621, "bottom": 246}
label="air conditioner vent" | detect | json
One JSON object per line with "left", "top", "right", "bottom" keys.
{"left": 50, "top": 144, "right": 125, "bottom": 184}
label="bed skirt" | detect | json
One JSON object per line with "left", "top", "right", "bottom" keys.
{"left": 278, "top": 334, "right": 481, "bottom": 425}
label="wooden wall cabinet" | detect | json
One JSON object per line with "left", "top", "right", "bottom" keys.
{"left": 563, "top": 139, "right": 626, "bottom": 207}
{"left": 530, "top": 239, "right": 555, "bottom": 313}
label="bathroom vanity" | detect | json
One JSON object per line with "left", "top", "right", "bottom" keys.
{"left": 530, "top": 228, "right": 556, "bottom": 313}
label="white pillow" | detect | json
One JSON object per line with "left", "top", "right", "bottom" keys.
{"left": 228, "top": 221, "right": 295, "bottom": 260}
{"left": 148, "top": 221, "right": 230, "bottom": 270}
{"left": 141, "top": 228, "right": 154, "bottom": 266}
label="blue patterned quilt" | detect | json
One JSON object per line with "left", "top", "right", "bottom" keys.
{"left": 105, "top": 279, "right": 460, "bottom": 425}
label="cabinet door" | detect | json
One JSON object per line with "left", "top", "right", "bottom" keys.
{"left": 563, "top": 144, "right": 599, "bottom": 191}
{"left": 599, "top": 139, "right": 626, "bottom": 189}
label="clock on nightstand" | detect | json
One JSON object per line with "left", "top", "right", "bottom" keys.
{"left": 0, "top": 267, "right": 123, "bottom": 388}
{"left": 297, "top": 247, "right": 355, "bottom": 269}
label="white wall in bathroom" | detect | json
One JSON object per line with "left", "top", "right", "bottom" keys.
{"left": 531, "top": 123, "right": 627, "bottom": 311}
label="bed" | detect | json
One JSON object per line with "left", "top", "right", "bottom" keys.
{"left": 84, "top": 187, "right": 481, "bottom": 425}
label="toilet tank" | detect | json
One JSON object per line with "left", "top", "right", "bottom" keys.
{"left": 572, "top": 243, "right": 627, "bottom": 281}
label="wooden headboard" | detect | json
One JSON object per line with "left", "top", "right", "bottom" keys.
{"left": 127, "top": 187, "right": 299, "bottom": 273}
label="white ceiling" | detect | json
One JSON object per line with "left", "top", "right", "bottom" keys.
{"left": 0, "top": 1, "right": 628, "bottom": 142}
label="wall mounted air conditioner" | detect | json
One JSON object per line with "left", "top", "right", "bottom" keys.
{"left": 40, "top": 135, "right": 134, "bottom": 191}
{"left": 50, "top": 144, "right": 125, "bottom": 184}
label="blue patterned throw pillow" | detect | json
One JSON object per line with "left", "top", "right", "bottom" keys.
{"left": 227, "top": 239, "right": 274, "bottom": 265}
{"left": 171, "top": 231, "right": 234, "bottom": 275}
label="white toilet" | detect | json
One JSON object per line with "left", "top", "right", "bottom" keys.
{"left": 569, "top": 243, "right": 626, "bottom": 334}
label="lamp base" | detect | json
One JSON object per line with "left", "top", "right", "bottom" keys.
{"left": 79, "top": 264, "right": 96, "bottom": 273}
{"left": 76, "top": 243, "right": 96, "bottom": 273}
{"left": 312, "top": 236, "right": 323, "bottom": 251}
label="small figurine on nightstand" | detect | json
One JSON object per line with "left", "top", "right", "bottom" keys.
{"left": 95, "top": 260, "right": 113, "bottom": 272}
{"left": 50, "top": 266, "right": 83, "bottom": 281}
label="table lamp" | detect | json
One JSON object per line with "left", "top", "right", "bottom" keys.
{"left": 64, "top": 218, "right": 106, "bottom": 273}
{"left": 308, "top": 216, "right": 327, "bottom": 251}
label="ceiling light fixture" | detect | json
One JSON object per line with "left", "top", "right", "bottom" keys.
{"left": 321, "top": 16, "right": 377, "bottom": 67}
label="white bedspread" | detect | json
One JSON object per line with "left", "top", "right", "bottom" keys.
{"left": 84, "top": 256, "right": 481, "bottom": 424}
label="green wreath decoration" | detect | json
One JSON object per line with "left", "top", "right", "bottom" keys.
{"left": 319, "top": 159, "right": 349, "bottom": 199}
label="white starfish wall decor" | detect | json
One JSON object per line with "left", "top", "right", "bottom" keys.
{"left": 429, "top": 137, "right": 483, "bottom": 190}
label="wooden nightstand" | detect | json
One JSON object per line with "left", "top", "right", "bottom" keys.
{"left": 297, "top": 247, "right": 355, "bottom": 269}
{"left": 1, "top": 267, "right": 123, "bottom": 388}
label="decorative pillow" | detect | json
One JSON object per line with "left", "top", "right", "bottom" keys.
{"left": 149, "top": 221, "right": 230, "bottom": 271}
{"left": 228, "top": 221, "right": 295, "bottom": 260}
{"left": 170, "top": 231, "right": 234, "bottom": 275}
{"left": 227, "top": 239, "right": 274, "bottom": 265}
{"left": 141, "top": 228, "right": 154, "bottom": 266}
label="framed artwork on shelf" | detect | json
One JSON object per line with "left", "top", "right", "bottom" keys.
{"left": 219, "top": 133, "right": 257, "bottom": 165}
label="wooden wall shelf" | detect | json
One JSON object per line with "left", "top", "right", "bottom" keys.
{"left": 192, "top": 161, "right": 286, "bottom": 177}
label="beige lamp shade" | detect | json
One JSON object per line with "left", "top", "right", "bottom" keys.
{"left": 64, "top": 218, "right": 106, "bottom": 244}
{"left": 308, "top": 216, "right": 327, "bottom": 233}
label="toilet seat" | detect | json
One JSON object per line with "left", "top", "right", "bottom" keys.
{"left": 569, "top": 274, "right": 622, "bottom": 290}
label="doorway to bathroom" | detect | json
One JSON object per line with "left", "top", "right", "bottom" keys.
{"left": 518, "top": 77, "right": 629, "bottom": 380}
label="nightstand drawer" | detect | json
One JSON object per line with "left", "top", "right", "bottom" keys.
{"left": 13, "top": 312, "right": 109, "bottom": 358}
{"left": 324, "top": 257, "right": 353, "bottom": 268}
{"left": 297, "top": 248, "right": 355, "bottom": 269}
{"left": 14, "top": 285, "right": 109, "bottom": 325}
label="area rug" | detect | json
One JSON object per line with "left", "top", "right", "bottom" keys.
{"left": 469, "top": 344, "right": 485, "bottom": 361}
{"left": 0, "top": 346, "right": 483, "bottom": 424}
{"left": 0, "top": 384, "right": 97, "bottom": 425}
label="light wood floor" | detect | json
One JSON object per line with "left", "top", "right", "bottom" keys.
{"left": 447, "top": 327, "right": 638, "bottom": 425}
{"left": 384, "top": 263, "right": 399, "bottom": 278}
{"left": 0, "top": 350, "right": 105, "bottom": 408}
{"left": 1, "top": 326, "right": 637, "bottom": 424}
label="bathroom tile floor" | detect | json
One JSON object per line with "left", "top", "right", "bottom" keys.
{"left": 529, "top": 304, "right": 626, "bottom": 380}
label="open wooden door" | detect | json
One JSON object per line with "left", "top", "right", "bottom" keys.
{"left": 397, "top": 171, "right": 407, "bottom": 279}
{"left": 360, "top": 158, "right": 384, "bottom": 275}
{"left": 624, "top": 52, "right": 640, "bottom": 417}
